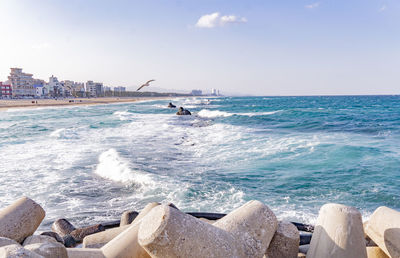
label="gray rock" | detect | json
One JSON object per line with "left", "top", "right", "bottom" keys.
{"left": 176, "top": 107, "right": 191, "bottom": 115}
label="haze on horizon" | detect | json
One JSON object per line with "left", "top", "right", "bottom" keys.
{"left": 0, "top": 0, "right": 399, "bottom": 96}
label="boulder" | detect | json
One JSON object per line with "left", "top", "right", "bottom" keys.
{"left": 22, "top": 235, "right": 58, "bottom": 246}
{"left": 0, "top": 244, "right": 43, "bottom": 257}
{"left": 24, "top": 242, "right": 67, "bottom": 258}
{"left": 167, "top": 102, "right": 176, "bottom": 108}
{"left": 51, "top": 218, "right": 76, "bottom": 237}
{"left": 0, "top": 197, "right": 45, "bottom": 243}
{"left": 307, "top": 203, "right": 367, "bottom": 258}
{"left": 176, "top": 107, "right": 191, "bottom": 115}
{"left": 213, "top": 200, "right": 278, "bottom": 257}
{"left": 138, "top": 205, "right": 243, "bottom": 258}
{"left": 364, "top": 206, "right": 400, "bottom": 257}
{"left": 265, "top": 221, "right": 300, "bottom": 258}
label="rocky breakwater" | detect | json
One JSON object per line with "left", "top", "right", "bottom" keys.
{"left": 0, "top": 196, "right": 399, "bottom": 257}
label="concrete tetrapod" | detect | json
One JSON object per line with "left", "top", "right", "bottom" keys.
{"left": 213, "top": 200, "right": 278, "bottom": 257}
{"left": 22, "top": 235, "right": 58, "bottom": 246}
{"left": 366, "top": 247, "right": 389, "bottom": 258}
{"left": 100, "top": 202, "right": 160, "bottom": 258}
{"left": 138, "top": 205, "right": 244, "bottom": 258}
{"left": 120, "top": 211, "right": 139, "bottom": 226}
{"left": 67, "top": 248, "right": 106, "bottom": 258}
{"left": 51, "top": 218, "right": 76, "bottom": 237}
{"left": 83, "top": 225, "right": 130, "bottom": 248}
{"left": 24, "top": 242, "right": 68, "bottom": 258}
{"left": 0, "top": 237, "right": 19, "bottom": 248}
{"left": 307, "top": 203, "right": 367, "bottom": 258}
{"left": 364, "top": 206, "right": 400, "bottom": 257}
{"left": 0, "top": 197, "right": 46, "bottom": 243}
{"left": 0, "top": 244, "right": 44, "bottom": 257}
{"left": 265, "top": 221, "right": 300, "bottom": 258}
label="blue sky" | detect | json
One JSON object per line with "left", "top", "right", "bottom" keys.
{"left": 0, "top": 0, "right": 399, "bottom": 95}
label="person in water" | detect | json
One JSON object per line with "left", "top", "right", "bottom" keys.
{"left": 176, "top": 107, "right": 191, "bottom": 115}
{"left": 168, "top": 102, "right": 176, "bottom": 108}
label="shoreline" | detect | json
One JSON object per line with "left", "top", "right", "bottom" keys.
{"left": 0, "top": 97, "right": 175, "bottom": 111}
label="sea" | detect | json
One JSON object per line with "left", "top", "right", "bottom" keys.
{"left": 0, "top": 96, "right": 399, "bottom": 230}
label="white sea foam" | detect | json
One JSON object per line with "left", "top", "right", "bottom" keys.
{"left": 95, "top": 149, "right": 154, "bottom": 187}
{"left": 113, "top": 110, "right": 133, "bottom": 121}
{"left": 197, "top": 109, "right": 281, "bottom": 118}
{"left": 50, "top": 128, "right": 65, "bottom": 138}
{"left": 197, "top": 109, "right": 232, "bottom": 118}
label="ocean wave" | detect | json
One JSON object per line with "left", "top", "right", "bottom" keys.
{"left": 197, "top": 109, "right": 281, "bottom": 118}
{"left": 95, "top": 149, "right": 154, "bottom": 187}
{"left": 113, "top": 110, "right": 133, "bottom": 121}
{"left": 197, "top": 109, "right": 233, "bottom": 118}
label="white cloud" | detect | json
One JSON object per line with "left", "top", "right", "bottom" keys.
{"left": 195, "top": 12, "right": 247, "bottom": 28}
{"left": 379, "top": 5, "right": 387, "bottom": 12}
{"left": 305, "top": 2, "right": 320, "bottom": 9}
{"left": 196, "top": 12, "right": 220, "bottom": 28}
{"left": 220, "top": 15, "right": 247, "bottom": 26}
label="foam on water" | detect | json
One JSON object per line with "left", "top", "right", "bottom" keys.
{"left": 95, "top": 149, "right": 154, "bottom": 187}
{"left": 197, "top": 109, "right": 232, "bottom": 118}
{"left": 197, "top": 109, "right": 282, "bottom": 118}
{"left": 0, "top": 96, "right": 399, "bottom": 228}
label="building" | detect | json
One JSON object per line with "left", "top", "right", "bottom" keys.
{"left": 34, "top": 85, "right": 44, "bottom": 97}
{"left": 86, "top": 81, "right": 103, "bottom": 97}
{"left": 33, "top": 79, "right": 46, "bottom": 97}
{"left": 191, "top": 89, "right": 202, "bottom": 96}
{"left": 211, "top": 88, "right": 218, "bottom": 96}
{"left": 0, "top": 82, "right": 12, "bottom": 98}
{"left": 48, "top": 75, "right": 64, "bottom": 97}
{"left": 104, "top": 86, "right": 112, "bottom": 92}
{"left": 8, "top": 68, "right": 35, "bottom": 98}
{"left": 114, "top": 86, "right": 126, "bottom": 93}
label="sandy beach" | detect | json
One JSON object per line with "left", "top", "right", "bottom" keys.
{"left": 0, "top": 97, "right": 171, "bottom": 111}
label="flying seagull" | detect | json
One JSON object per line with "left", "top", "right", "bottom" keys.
{"left": 137, "top": 79, "right": 155, "bottom": 91}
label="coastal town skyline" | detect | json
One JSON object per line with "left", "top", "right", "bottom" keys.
{"left": 0, "top": 1, "right": 399, "bottom": 96}
{"left": 0, "top": 67, "right": 216, "bottom": 98}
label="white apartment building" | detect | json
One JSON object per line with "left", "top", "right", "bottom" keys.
{"left": 86, "top": 81, "right": 103, "bottom": 97}
{"left": 8, "top": 68, "right": 35, "bottom": 97}
{"left": 48, "top": 75, "right": 64, "bottom": 96}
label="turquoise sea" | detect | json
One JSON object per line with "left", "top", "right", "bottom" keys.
{"left": 0, "top": 96, "right": 399, "bottom": 229}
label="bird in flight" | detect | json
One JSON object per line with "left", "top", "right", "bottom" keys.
{"left": 137, "top": 79, "right": 155, "bottom": 91}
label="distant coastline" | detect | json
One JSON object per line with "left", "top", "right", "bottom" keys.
{"left": 0, "top": 97, "right": 176, "bottom": 111}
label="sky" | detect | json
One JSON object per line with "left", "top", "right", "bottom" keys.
{"left": 0, "top": 0, "right": 399, "bottom": 95}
